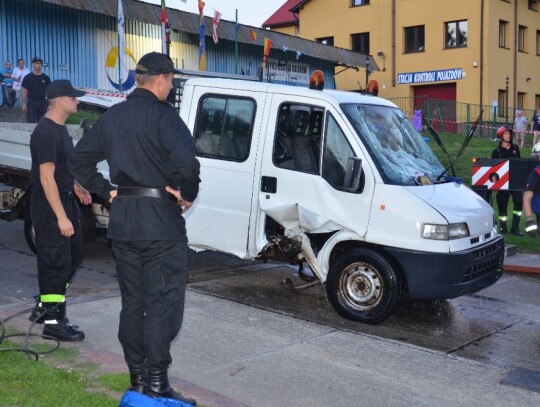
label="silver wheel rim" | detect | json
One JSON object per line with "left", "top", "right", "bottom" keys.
{"left": 338, "top": 262, "right": 383, "bottom": 311}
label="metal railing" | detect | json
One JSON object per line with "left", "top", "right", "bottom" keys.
{"left": 387, "top": 96, "right": 538, "bottom": 137}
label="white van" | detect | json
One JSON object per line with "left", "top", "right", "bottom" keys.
{"left": 0, "top": 73, "right": 504, "bottom": 324}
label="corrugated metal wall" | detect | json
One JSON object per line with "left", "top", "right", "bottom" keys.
{"left": 0, "top": 0, "right": 335, "bottom": 92}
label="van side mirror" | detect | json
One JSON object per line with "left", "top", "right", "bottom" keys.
{"left": 343, "top": 157, "right": 363, "bottom": 192}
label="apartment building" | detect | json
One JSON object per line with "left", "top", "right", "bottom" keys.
{"left": 264, "top": 0, "right": 540, "bottom": 114}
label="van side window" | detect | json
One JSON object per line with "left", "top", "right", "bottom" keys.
{"left": 194, "top": 96, "right": 255, "bottom": 161}
{"left": 322, "top": 114, "right": 358, "bottom": 190}
{"left": 273, "top": 103, "right": 323, "bottom": 174}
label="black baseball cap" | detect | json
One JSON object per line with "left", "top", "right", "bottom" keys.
{"left": 135, "top": 52, "right": 179, "bottom": 75}
{"left": 46, "top": 80, "right": 86, "bottom": 99}
{"left": 32, "top": 56, "right": 43, "bottom": 63}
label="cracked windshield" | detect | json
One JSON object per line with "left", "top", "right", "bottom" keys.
{"left": 342, "top": 104, "right": 444, "bottom": 186}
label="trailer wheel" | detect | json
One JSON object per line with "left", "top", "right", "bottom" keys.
{"left": 326, "top": 248, "right": 401, "bottom": 324}
{"left": 24, "top": 211, "right": 37, "bottom": 254}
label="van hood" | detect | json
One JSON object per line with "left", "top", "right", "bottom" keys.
{"left": 404, "top": 182, "right": 494, "bottom": 236}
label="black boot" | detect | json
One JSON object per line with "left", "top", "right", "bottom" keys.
{"left": 42, "top": 302, "right": 85, "bottom": 342}
{"left": 29, "top": 296, "right": 45, "bottom": 324}
{"left": 511, "top": 215, "right": 523, "bottom": 236}
{"left": 499, "top": 221, "right": 508, "bottom": 234}
{"left": 144, "top": 368, "right": 196, "bottom": 405}
{"left": 128, "top": 362, "right": 147, "bottom": 393}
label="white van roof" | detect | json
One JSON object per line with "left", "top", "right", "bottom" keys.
{"left": 185, "top": 77, "right": 398, "bottom": 109}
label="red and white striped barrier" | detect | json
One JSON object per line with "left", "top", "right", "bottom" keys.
{"left": 472, "top": 159, "right": 509, "bottom": 190}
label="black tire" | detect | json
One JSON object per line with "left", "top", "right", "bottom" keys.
{"left": 326, "top": 248, "right": 402, "bottom": 324}
{"left": 24, "top": 211, "right": 37, "bottom": 254}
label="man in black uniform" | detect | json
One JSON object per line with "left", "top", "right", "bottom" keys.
{"left": 523, "top": 142, "right": 540, "bottom": 236}
{"left": 30, "top": 80, "right": 90, "bottom": 341}
{"left": 491, "top": 126, "right": 523, "bottom": 235}
{"left": 69, "top": 52, "right": 200, "bottom": 405}
{"left": 22, "top": 57, "right": 51, "bottom": 123}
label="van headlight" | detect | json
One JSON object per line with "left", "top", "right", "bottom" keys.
{"left": 422, "top": 223, "right": 470, "bottom": 240}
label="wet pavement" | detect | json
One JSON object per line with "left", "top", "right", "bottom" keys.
{"left": 2, "top": 219, "right": 540, "bottom": 405}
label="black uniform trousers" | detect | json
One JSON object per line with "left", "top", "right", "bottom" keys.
{"left": 26, "top": 100, "right": 48, "bottom": 123}
{"left": 113, "top": 239, "right": 187, "bottom": 371}
{"left": 496, "top": 190, "right": 523, "bottom": 217}
{"left": 31, "top": 190, "right": 83, "bottom": 297}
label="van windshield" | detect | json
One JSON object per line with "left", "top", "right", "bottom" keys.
{"left": 342, "top": 104, "right": 444, "bottom": 186}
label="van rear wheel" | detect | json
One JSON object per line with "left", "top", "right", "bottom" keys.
{"left": 326, "top": 248, "right": 401, "bottom": 324}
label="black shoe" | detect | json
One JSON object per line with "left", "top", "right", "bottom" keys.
{"left": 144, "top": 369, "right": 196, "bottom": 405}
{"left": 145, "top": 386, "right": 196, "bottom": 405}
{"left": 128, "top": 363, "right": 147, "bottom": 393}
{"left": 43, "top": 320, "right": 85, "bottom": 342}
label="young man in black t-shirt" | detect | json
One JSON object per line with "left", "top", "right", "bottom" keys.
{"left": 29, "top": 80, "right": 91, "bottom": 341}
{"left": 22, "top": 56, "right": 51, "bottom": 123}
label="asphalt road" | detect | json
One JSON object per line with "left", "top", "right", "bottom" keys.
{"left": 2, "top": 218, "right": 540, "bottom": 405}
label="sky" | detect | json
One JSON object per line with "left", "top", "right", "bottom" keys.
{"left": 140, "top": 0, "right": 287, "bottom": 28}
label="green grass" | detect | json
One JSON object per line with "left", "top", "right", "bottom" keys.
{"left": 425, "top": 131, "right": 539, "bottom": 253}
{"left": 66, "top": 110, "right": 101, "bottom": 126}
{"left": 0, "top": 339, "right": 122, "bottom": 407}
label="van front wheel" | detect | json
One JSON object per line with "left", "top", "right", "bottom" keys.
{"left": 326, "top": 248, "right": 401, "bottom": 324}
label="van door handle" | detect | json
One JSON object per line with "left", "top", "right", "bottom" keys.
{"left": 261, "top": 176, "right": 277, "bottom": 193}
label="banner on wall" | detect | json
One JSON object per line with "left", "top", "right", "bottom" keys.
{"left": 266, "top": 58, "right": 310, "bottom": 85}
{"left": 397, "top": 68, "right": 463, "bottom": 85}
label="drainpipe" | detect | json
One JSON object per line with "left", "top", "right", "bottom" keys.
{"left": 391, "top": 0, "right": 396, "bottom": 87}
{"left": 479, "top": 0, "right": 484, "bottom": 108}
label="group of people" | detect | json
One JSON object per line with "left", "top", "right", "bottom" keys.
{"left": 491, "top": 125, "right": 540, "bottom": 238}
{"left": 1, "top": 56, "right": 50, "bottom": 123}
{"left": 512, "top": 108, "right": 540, "bottom": 149}
{"left": 28, "top": 52, "right": 200, "bottom": 405}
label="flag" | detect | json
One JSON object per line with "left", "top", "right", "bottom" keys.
{"left": 263, "top": 37, "right": 272, "bottom": 70}
{"left": 198, "top": 1, "right": 206, "bottom": 70}
{"left": 212, "top": 10, "right": 222, "bottom": 44}
{"left": 117, "top": 0, "right": 124, "bottom": 87}
{"left": 250, "top": 30, "right": 257, "bottom": 42}
{"left": 296, "top": 50, "right": 302, "bottom": 60}
{"left": 161, "top": 0, "right": 168, "bottom": 54}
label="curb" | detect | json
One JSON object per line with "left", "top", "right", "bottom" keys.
{"left": 0, "top": 299, "right": 249, "bottom": 407}
{"left": 504, "top": 263, "right": 540, "bottom": 274}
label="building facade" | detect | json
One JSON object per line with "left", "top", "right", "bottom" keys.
{"left": 269, "top": 0, "right": 540, "bottom": 116}
{"left": 0, "top": 0, "right": 372, "bottom": 94}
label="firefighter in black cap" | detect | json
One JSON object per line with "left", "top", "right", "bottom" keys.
{"left": 491, "top": 125, "right": 523, "bottom": 235}
{"left": 69, "top": 52, "right": 200, "bottom": 405}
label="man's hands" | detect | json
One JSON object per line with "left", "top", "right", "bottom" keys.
{"left": 74, "top": 181, "right": 92, "bottom": 205}
{"left": 165, "top": 186, "right": 193, "bottom": 214}
{"left": 58, "top": 216, "right": 74, "bottom": 237}
{"left": 525, "top": 216, "right": 538, "bottom": 237}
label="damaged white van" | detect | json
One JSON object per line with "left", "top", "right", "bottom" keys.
{"left": 178, "top": 73, "right": 503, "bottom": 324}
{"left": 0, "top": 72, "right": 504, "bottom": 324}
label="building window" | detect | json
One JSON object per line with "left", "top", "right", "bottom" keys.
{"left": 499, "top": 20, "right": 508, "bottom": 48}
{"left": 537, "top": 30, "right": 540, "bottom": 55}
{"left": 445, "top": 20, "right": 467, "bottom": 48}
{"left": 517, "top": 92, "right": 526, "bottom": 110}
{"left": 194, "top": 96, "right": 255, "bottom": 161}
{"left": 316, "top": 36, "right": 334, "bottom": 46}
{"left": 351, "top": 32, "right": 370, "bottom": 55}
{"left": 352, "top": 0, "right": 370, "bottom": 6}
{"left": 404, "top": 25, "right": 425, "bottom": 53}
{"left": 529, "top": 1, "right": 539, "bottom": 11}
{"left": 536, "top": 94, "right": 540, "bottom": 109}
{"left": 518, "top": 25, "right": 528, "bottom": 52}
{"left": 498, "top": 90, "right": 507, "bottom": 118}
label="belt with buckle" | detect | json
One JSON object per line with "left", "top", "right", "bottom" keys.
{"left": 117, "top": 187, "right": 177, "bottom": 203}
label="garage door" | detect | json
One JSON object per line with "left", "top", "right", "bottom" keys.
{"left": 414, "top": 83, "right": 457, "bottom": 133}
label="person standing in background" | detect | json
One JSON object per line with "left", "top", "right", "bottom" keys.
{"left": 22, "top": 57, "right": 51, "bottom": 123}
{"left": 12, "top": 58, "right": 30, "bottom": 107}
{"left": 532, "top": 108, "right": 540, "bottom": 147}
{"left": 513, "top": 110, "right": 528, "bottom": 149}
{"left": 492, "top": 126, "right": 523, "bottom": 236}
